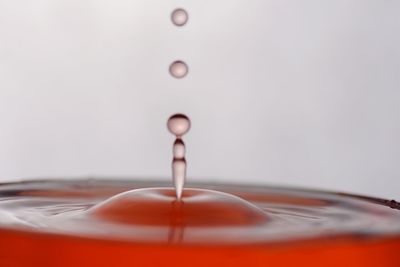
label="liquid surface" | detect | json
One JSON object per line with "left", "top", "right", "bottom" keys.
{"left": 1, "top": 179, "right": 400, "bottom": 266}
{"left": 0, "top": 179, "right": 399, "bottom": 245}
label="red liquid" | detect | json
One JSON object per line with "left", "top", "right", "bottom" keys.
{"left": 0, "top": 179, "right": 399, "bottom": 266}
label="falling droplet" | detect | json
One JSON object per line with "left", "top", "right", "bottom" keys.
{"left": 167, "top": 114, "right": 191, "bottom": 200}
{"left": 171, "top": 8, "right": 188, "bottom": 27}
{"left": 173, "top": 139, "right": 185, "bottom": 158}
{"left": 167, "top": 114, "right": 191, "bottom": 137}
{"left": 169, "top": 60, "right": 188, "bottom": 79}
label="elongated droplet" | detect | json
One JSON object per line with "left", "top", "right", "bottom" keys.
{"left": 173, "top": 139, "right": 186, "bottom": 158}
{"left": 172, "top": 158, "right": 186, "bottom": 200}
{"left": 167, "top": 114, "right": 191, "bottom": 200}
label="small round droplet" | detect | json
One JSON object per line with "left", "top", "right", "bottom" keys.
{"left": 171, "top": 8, "right": 188, "bottom": 27}
{"left": 167, "top": 114, "right": 191, "bottom": 137}
{"left": 169, "top": 60, "right": 188, "bottom": 79}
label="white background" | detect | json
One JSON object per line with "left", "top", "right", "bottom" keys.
{"left": 0, "top": 0, "right": 399, "bottom": 198}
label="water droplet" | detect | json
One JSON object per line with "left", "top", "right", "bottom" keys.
{"left": 169, "top": 60, "right": 188, "bottom": 79}
{"left": 167, "top": 114, "right": 191, "bottom": 199}
{"left": 167, "top": 114, "right": 191, "bottom": 137}
{"left": 171, "top": 8, "right": 188, "bottom": 27}
{"left": 173, "top": 139, "right": 185, "bottom": 158}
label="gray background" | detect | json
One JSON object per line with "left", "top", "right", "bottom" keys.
{"left": 0, "top": 0, "right": 399, "bottom": 198}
